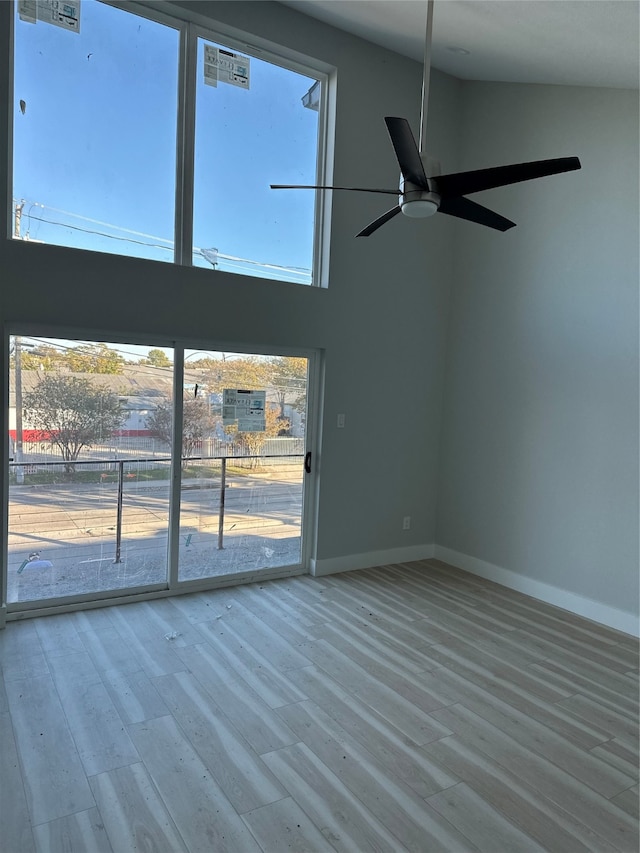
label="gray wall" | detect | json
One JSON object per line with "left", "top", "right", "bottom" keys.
{"left": 0, "top": 2, "right": 459, "bottom": 567}
{"left": 1, "top": 1, "right": 637, "bottom": 623}
{"left": 436, "top": 81, "right": 639, "bottom": 615}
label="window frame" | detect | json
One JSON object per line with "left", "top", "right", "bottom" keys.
{"left": 2, "top": 323, "right": 322, "bottom": 617}
{"left": 9, "top": 0, "right": 331, "bottom": 286}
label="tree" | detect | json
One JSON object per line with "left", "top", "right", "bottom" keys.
{"left": 269, "top": 356, "right": 307, "bottom": 425}
{"left": 227, "top": 404, "right": 289, "bottom": 462}
{"left": 11, "top": 342, "right": 125, "bottom": 374}
{"left": 23, "top": 375, "right": 126, "bottom": 472}
{"left": 15, "top": 344, "right": 63, "bottom": 372}
{"left": 144, "top": 349, "right": 172, "bottom": 368}
{"left": 66, "top": 343, "right": 125, "bottom": 374}
{"left": 195, "top": 356, "right": 271, "bottom": 397}
{"left": 146, "top": 396, "right": 216, "bottom": 462}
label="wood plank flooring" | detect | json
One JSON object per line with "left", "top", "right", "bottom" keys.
{"left": 1, "top": 559, "right": 638, "bottom": 853}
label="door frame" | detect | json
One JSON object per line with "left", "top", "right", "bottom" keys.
{"left": 168, "top": 339, "right": 322, "bottom": 594}
{"left": 2, "top": 327, "right": 323, "bottom": 619}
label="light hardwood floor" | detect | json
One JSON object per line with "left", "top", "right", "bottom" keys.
{"left": 1, "top": 559, "right": 638, "bottom": 853}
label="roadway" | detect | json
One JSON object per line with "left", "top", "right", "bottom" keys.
{"left": 7, "top": 469, "right": 303, "bottom": 604}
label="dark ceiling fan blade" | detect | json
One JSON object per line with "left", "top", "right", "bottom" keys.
{"left": 356, "top": 205, "right": 402, "bottom": 237}
{"left": 270, "top": 184, "right": 398, "bottom": 195}
{"left": 384, "top": 117, "right": 429, "bottom": 189}
{"left": 438, "top": 196, "right": 516, "bottom": 232}
{"left": 435, "top": 156, "right": 581, "bottom": 198}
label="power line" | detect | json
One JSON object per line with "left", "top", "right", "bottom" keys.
{"left": 26, "top": 202, "right": 175, "bottom": 246}
{"left": 20, "top": 337, "right": 180, "bottom": 383}
{"left": 13, "top": 198, "right": 312, "bottom": 281}
{"left": 23, "top": 214, "right": 173, "bottom": 253}
{"left": 20, "top": 337, "right": 308, "bottom": 390}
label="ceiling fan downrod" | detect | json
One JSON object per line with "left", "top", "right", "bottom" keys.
{"left": 419, "top": 0, "right": 435, "bottom": 155}
{"left": 399, "top": 0, "right": 437, "bottom": 219}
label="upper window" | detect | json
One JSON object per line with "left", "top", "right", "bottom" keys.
{"left": 11, "top": 0, "right": 324, "bottom": 285}
{"left": 12, "top": 1, "right": 180, "bottom": 263}
{"left": 192, "top": 36, "right": 320, "bottom": 284}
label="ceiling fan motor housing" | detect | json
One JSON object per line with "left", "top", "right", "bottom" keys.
{"left": 400, "top": 152, "right": 441, "bottom": 218}
{"left": 398, "top": 178, "right": 441, "bottom": 219}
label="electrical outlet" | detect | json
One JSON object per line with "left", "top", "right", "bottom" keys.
{"left": 337, "top": 413, "right": 346, "bottom": 428}
{"left": 403, "top": 516, "right": 411, "bottom": 530}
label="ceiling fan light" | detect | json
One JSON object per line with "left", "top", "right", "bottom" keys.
{"left": 401, "top": 198, "right": 439, "bottom": 218}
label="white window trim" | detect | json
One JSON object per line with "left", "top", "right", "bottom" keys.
{"left": 3, "top": 323, "right": 323, "bottom": 615}
{"left": 13, "top": 0, "right": 333, "bottom": 287}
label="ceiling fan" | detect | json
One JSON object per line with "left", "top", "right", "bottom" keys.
{"left": 271, "top": 0, "right": 581, "bottom": 236}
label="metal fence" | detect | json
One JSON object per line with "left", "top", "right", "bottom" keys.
{"left": 11, "top": 435, "right": 305, "bottom": 473}
{"left": 9, "top": 452, "right": 305, "bottom": 561}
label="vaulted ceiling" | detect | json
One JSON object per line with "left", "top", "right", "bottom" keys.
{"left": 281, "top": 1, "right": 639, "bottom": 89}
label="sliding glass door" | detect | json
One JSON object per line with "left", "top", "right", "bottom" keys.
{"left": 5, "top": 336, "right": 315, "bottom": 610}
{"left": 177, "top": 349, "right": 309, "bottom": 583}
{"left": 7, "top": 337, "right": 174, "bottom": 605}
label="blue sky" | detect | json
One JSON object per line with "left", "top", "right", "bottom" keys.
{"left": 12, "top": 0, "right": 319, "bottom": 282}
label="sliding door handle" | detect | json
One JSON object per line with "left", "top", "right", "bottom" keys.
{"left": 304, "top": 451, "right": 312, "bottom": 474}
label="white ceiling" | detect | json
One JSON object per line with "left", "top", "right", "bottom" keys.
{"left": 281, "top": 0, "right": 640, "bottom": 89}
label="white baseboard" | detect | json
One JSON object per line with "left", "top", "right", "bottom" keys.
{"left": 311, "top": 544, "right": 435, "bottom": 577}
{"left": 311, "top": 542, "right": 638, "bottom": 636}
{"left": 434, "top": 545, "right": 639, "bottom": 637}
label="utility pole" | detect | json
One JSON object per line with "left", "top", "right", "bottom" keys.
{"left": 14, "top": 336, "right": 24, "bottom": 484}
{"left": 13, "top": 200, "right": 24, "bottom": 239}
